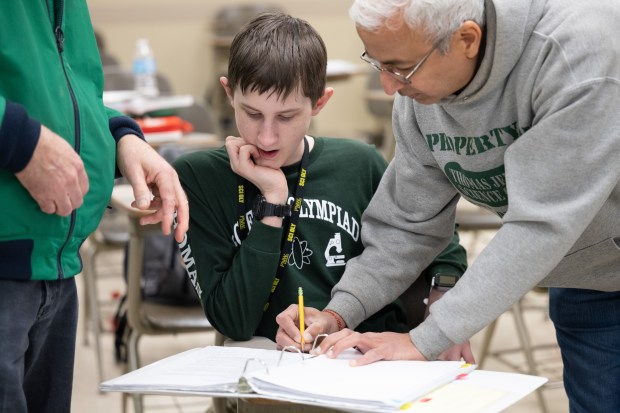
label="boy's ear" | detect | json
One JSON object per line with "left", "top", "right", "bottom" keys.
{"left": 311, "top": 87, "right": 334, "bottom": 115}
{"left": 219, "top": 77, "right": 234, "bottom": 103}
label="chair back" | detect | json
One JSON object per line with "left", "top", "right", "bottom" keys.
{"left": 175, "top": 98, "right": 220, "bottom": 135}
{"left": 365, "top": 71, "right": 393, "bottom": 119}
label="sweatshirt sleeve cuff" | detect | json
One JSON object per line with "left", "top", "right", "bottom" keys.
{"left": 242, "top": 220, "right": 284, "bottom": 253}
{"left": 325, "top": 292, "right": 368, "bottom": 330}
{"left": 0, "top": 101, "right": 41, "bottom": 172}
{"left": 109, "top": 115, "right": 145, "bottom": 143}
{"left": 410, "top": 316, "right": 454, "bottom": 360}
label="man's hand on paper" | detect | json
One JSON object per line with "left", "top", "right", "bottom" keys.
{"left": 425, "top": 288, "right": 476, "bottom": 364}
{"left": 312, "top": 330, "right": 426, "bottom": 366}
{"left": 116, "top": 134, "right": 189, "bottom": 242}
{"left": 16, "top": 125, "right": 89, "bottom": 216}
{"left": 437, "top": 341, "right": 475, "bottom": 363}
{"left": 275, "top": 304, "right": 337, "bottom": 352}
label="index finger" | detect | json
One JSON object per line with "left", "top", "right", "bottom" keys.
{"left": 224, "top": 136, "right": 244, "bottom": 163}
{"left": 173, "top": 186, "right": 189, "bottom": 242}
{"left": 348, "top": 348, "right": 387, "bottom": 367}
{"left": 129, "top": 170, "right": 152, "bottom": 210}
{"left": 275, "top": 304, "right": 301, "bottom": 343}
{"left": 152, "top": 175, "right": 178, "bottom": 236}
{"left": 314, "top": 329, "right": 358, "bottom": 355}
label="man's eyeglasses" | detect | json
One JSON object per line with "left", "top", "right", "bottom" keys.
{"left": 360, "top": 46, "right": 436, "bottom": 84}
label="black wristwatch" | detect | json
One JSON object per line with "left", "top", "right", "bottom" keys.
{"left": 252, "top": 194, "right": 292, "bottom": 220}
{"left": 430, "top": 273, "right": 460, "bottom": 292}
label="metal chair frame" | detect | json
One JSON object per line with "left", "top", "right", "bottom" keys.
{"left": 116, "top": 195, "right": 213, "bottom": 413}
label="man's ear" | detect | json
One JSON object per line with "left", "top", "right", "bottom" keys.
{"left": 457, "top": 21, "right": 483, "bottom": 59}
{"left": 311, "top": 87, "right": 334, "bottom": 116}
{"left": 219, "top": 77, "right": 234, "bottom": 104}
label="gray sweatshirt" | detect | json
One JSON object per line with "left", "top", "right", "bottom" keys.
{"left": 328, "top": 0, "right": 620, "bottom": 360}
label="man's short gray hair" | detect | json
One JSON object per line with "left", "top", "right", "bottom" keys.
{"left": 349, "top": 0, "right": 485, "bottom": 53}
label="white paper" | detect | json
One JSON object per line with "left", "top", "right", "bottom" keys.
{"left": 102, "top": 93, "right": 194, "bottom": 115}
{"left": 100, "top": 345, "right": 547, "bottom": 413}
{"left": 246, "top": 352, "right": 475, "bottom": 410}
{"left": 144, "top": 130, "right": 183, "bottom": 143}
{"left": 100, "top": 346, "right": 301, "bottom": 394}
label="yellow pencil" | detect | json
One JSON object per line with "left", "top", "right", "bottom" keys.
{"left": 298, "top": 287, "right": 305, "bottom": 349}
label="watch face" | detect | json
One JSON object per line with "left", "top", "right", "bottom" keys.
{"left": 432, "top": 273, "right": 460, "bottom": 290}
{"left": 436, "top": 274, "right": 458, "bottom": 287}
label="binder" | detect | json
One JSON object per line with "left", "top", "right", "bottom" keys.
{"left": 100, "top": 345, "right": 547, "bottom": 412}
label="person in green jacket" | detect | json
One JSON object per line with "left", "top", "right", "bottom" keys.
{"left": 173, "top": 12, "right": 471, "bottom": 359}
{"left": 0, "top": 2, "right": 189, "bottom": 412}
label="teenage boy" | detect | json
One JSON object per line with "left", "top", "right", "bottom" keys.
{"left": 173, "top": 12, "right": 469, "bottom": 357}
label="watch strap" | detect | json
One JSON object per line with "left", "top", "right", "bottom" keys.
{"left": 261, "top": 199, "right": 292, "bottom": 218}
{"left": 253, "top": 194, "right": 292, "bottom": 220}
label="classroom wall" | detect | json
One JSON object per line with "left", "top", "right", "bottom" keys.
{"left": 88, "top": 0, "right": 382, "bottom": 139}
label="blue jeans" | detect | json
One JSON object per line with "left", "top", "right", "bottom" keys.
{"left": 549, "top": 287, "right": 620, "bottom": 413}
{"left": 0, "top": 278, "right": 78, "bottom": 413}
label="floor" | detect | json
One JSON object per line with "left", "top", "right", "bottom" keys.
{"left": 72, "top": 228, "right": 569, "bottom": 413}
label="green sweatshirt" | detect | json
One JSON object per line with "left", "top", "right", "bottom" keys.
{"left": 174, "top": 137, "right": 467, "bottom": 341}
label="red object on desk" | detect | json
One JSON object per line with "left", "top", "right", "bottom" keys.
{"left": 135, "top": 116, "right": 194, "bottom": 134}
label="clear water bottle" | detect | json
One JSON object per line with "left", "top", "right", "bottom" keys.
{"left": 133, "top": 38, "right": 159, "bottom": 97}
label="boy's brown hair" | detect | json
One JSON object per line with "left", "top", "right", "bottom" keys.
{"left": 227, "top": 12, "right": 327, "bottom": 106}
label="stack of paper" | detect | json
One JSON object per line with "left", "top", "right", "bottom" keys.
{"left": 246, "top": 351, "right": 474, "bottom": 411}
{"left": 102, "top": 92, "right": 194, "bottom": 116}
{"left": 100, "top": 345, "right": 548, "bottom": 412}
{"left": 100, "top": 346, "right": 301, "bottom": 395}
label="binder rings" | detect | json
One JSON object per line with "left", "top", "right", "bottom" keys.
{"left": 100, "top": 345, "right": 547, "bottom": 412}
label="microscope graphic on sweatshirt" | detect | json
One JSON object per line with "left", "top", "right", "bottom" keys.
{"left": 325, "top": 233, "right": 346, "bottom": 267}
